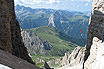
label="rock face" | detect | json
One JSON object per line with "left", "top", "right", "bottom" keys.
{"left": 21, "top": 30, "right": 53, "bottom": 55}
{"left": 84, "top": 37, "right": 104, "bottom": 69}
{"left": 48, "top": 11, "right": 68, "bottom": 28}
{"left": 0, "top": 0, "right": 34, "bottom": 64}
{"left": 84, "top": 0, "right": 104, "bottom": 69}
{"left": 0, "top": 49, "right": 41, "bottom": 69}
{"left": 59, "top": 47, "right": 85, "bottom": 69}
{"left": 0, "top": 0, "right": 13, "bottom": 53}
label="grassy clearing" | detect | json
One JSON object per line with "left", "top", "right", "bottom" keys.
{"left": 24, "top": 26, "right": 79, "bottom": 56}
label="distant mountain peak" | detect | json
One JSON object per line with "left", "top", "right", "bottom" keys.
{"left": 54, "top": 11, "right": 61, "bottom": 15}
{"left": 48, "top": 10, "right": 68, "bottom": 27}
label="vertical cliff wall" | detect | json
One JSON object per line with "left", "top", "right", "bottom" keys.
{"left": 0, "top": 0, "right": 12, "bottom": 53}
{"left": 0, "top": 0, "right": 34, "bottom": 64}
{"left": 84, "top": 0, "right": 104, "bottom": 68}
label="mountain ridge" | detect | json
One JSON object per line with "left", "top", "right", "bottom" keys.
{"left": 15, "top": 4, "right": 90, "bottom": 40}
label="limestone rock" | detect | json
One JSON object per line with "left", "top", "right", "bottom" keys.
{"left": 0, "top": 0, "right": 12, "bottom": 53}
{"left": 0, "top": 49, "right": 41, "bottom": 69}
{"left": 84, "top": 37, "right": 104, "bottom": 69}
{"left": 59, "top": 46, "right": 85, "bottom": 69}
{"left": 47, "top": 58, "right": 62, "bottom": 68}
{"left": 84, "top": 0, "right": 104, "bottom": 69}
{"left": 61, "top": 52, "right": 70, "bottom": 66}
{"left": 84, "top": 0, "right": 104, "bottom": 61}
{"left": 0, "top": 0, "right": 34, "bottom": 64}
{"left": 48, "top": 11, "right": 68, "bottom": 27}
{"left": 21, "top": 30, "right": 53, "bottom": 55}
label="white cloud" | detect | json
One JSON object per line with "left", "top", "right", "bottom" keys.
{"left": 45, "top": 0, "right": 60, "bottom": 4}
{"left": 14, "top": 0, "right": 18, "bottom": 2}
{"left": 87, "top": 0, "right": 91, "bottom": 2}
{"left": 14, "top": 0, "right": 61, "bottom": 4}
{"left": 46, "top": 0, "right": 55, "bottom": 4}
{"left": 85, "top": 3, "right": 88, "bottom": 6}
{"left": 77, "top": 5, "right": 79, "bottom": 7}
{"left": 14, "top": 0, "right": 21, "bottom": 3}
{"left": 57, "top": 1, "right": 61, "bottom": 3}
{"left": 79, "top": 0, "right": 91, "bottom": 2}
{"left": 71, "top": 0, "right": 74, "bottom": 1}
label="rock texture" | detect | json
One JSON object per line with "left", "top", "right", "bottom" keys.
{"left": 84, "top": 0, "right": 104, "bottom": 69}
{"left": 0, "top": 49, "right": 41, "bottom": 69}
{"left": 47, "top": 57, "right": 62, "bottom": 68}
{"left": 58, "top": 46, "right": 85, "bottom": 69}
{"left": 84, "top": 37, "right": 104, "bottom": 69}
{"left": 0, "top": 0, "right": 12, "bottom": 53}
{"left": 21, "top": 30, "right": 53, "bottom": 55}
{"left": 0, "top": 0, "right": 34, "bottom": 64}
{"left": 62, "top": 47, "right": 84, "bottom": 67}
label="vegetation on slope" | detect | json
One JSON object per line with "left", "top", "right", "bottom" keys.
{"left": 24, "top": 26, "right": 79, "bottom": 56}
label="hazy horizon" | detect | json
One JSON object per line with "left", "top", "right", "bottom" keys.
{"left": 14, "top": 0, "right": 93, "bottom": 12}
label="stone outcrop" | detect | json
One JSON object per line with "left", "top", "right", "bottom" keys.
{"left": 84, "top": 0, "right": 104, "bottom": 69}
{"left": 62, "top": 47, "right": 84, "bottom": 67}
{"left": 58, "top": 46, "right": 85, "bottom": 69}
{"left": 47, "top": 57, "right": 62, "bottom": 68}
{"left": 61, "top": 52, "right": 70, "bottom": 66}
{"left": 0, "top": 49, "right": 41, "bottom": 69}
{"left": 21, "top": 30, "right": 53, "bottom": 55}
{"left": 84, "top": 37, "right": 104, "bottom": 69}
{"left": 0, "top": 0, "right": 34, "bottom": 65}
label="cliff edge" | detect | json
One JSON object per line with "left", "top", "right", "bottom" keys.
{"left": 84, "top": 0, "right": 104, "bottom": 69}
{"left": 0, "top": 0, "right": 34, "bottom": 65}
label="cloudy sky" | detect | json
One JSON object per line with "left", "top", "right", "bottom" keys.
{"left": 14, "top": 0, "right": 93, "bottom": 12}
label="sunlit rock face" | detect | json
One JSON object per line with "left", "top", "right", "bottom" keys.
{"left": 84, "top": 37, "right": 104, "bottom": 69}
{"left": 58, "top": 47, "right": 85, "bottom": 69}
{"left": 21, "top": 30, "right": 53, "bottom": 55}
{"left": 84, "top": 0, "right": 104, "bottom": 69}
{"left": 61, "top": 47, "right": 84, "bottom": 67}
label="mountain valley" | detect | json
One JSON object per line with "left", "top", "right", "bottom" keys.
{"left": 15, "top": 4, "right": 90, "bottom": 40}
{"left": 15, "top": 4, "right": 90, "bottom": 68}
{"left": 0, "top": 0, "right": 104, "bottom": 69}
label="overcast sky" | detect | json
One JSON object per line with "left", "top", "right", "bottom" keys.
{"left": 14, "top": 0, "right": 93, "bottom": 12}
